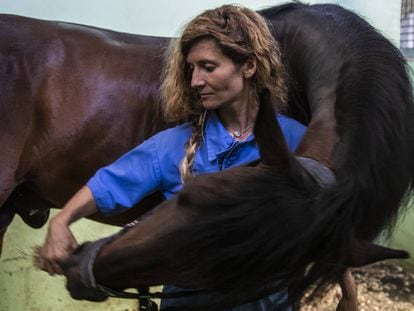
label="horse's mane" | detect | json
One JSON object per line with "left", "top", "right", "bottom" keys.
{"left": 155, "top": 3, "right": 414, "bottom": 309}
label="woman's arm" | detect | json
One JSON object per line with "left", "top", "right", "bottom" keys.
{"left": 38, "top": 185, "right": 97, "bottom": 275}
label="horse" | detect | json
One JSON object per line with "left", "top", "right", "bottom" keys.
{"left": 0, "top": 12, "right": 171, "bottom": 254}
{"left": 30, "top": 2, "right": 413, "bottom": 310}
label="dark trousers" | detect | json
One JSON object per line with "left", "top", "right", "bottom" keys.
{"left": 160, "top": 285, "right": 291, "bottom": 311}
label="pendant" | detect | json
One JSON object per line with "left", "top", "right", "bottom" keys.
{"left": 233, "top": 131, "right": 242, "bottom": 138}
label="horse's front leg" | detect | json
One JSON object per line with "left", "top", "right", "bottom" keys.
{"left": 0, "top": 227, "right": 7, "bottom": 255}
{"left": 0, "top": 189, "right": 18, "bottom": 256}
{"left": 337, "top": 269, "right": 358, "bottom": 311}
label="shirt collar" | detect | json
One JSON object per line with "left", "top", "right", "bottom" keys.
{"left": 204, "top": 111, "right": 254, "bottom": 162}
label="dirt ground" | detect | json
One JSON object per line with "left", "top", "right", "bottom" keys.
{"left": 300, "top": 261, "right": 414, "bottom": 311}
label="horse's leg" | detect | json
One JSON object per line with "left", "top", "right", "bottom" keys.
{"left": 0, "top": 227, "right": 8, "bottom": 255}
{"left": 337, "top": 269, "right": 358, "bottom": 311}
{"left": 0, "top": 202, "right": 15, "bottom": 256}
{"left": 0, "top": 177, "right": 18, "bottom": 256}
{"left": 3, "top": 183, "right": 52, "bottom": 229}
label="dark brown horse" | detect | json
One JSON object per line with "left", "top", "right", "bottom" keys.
{"left": 0, "top": 13, "right": 171, "bottom": 253}
{"left": 35, "top": 2, "right": 413, "bottom": 310}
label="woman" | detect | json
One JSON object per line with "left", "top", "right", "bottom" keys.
{"left": 39, "top": 4, "right": 306, "bottom": 310}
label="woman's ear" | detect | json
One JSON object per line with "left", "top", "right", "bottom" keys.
{"left": 243, "top": 56, "right": 257, "bottom": 78}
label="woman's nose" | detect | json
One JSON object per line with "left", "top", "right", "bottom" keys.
{"left": 191, "top": 70, "right": 205, "bottom": 89}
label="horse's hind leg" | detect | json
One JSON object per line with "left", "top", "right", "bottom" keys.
{"left": 3, "top": 183, "right": 52, "bottom": 229}
{"left": 336, "top": 269, "right": 358, "bottom": 311}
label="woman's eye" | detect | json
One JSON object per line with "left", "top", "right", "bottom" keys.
{"left": 205, "top": 65, "right": 215, "bottom": 72}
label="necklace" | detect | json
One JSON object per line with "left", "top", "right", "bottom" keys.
{"left": 226, "top": 122, "right": 255, "bottom": 139}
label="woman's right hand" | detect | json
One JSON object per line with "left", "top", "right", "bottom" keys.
{"left": 36, "top": 185, "right": 98, "bottom": 275}
{"left": 38, "top": 216, "right": 79, "bottom": 275}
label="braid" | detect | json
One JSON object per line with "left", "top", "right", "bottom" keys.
{"left": 180, "top": 110, "right": 206, "bottom": 183}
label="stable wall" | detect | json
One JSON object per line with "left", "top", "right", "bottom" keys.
{"left": 0, "top": 0, "right": 401, "bottom": 42}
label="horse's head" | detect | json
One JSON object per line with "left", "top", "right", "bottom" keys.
{"left": 34, "top": 237, "right": 117, "bottom": 302}
{"left": 60, "top": 241, "right": 110, "bottom": 302}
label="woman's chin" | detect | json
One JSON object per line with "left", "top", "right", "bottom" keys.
{"left": 201, "top": 100, "right": 220, "bottom": 111}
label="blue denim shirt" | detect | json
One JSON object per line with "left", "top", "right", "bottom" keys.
{"left": 87, "top": 111, "right": 306, "bottom": 215}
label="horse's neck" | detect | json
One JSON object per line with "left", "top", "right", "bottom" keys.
{"left": 93, "top": 201, "right": 186, "bottom": 289}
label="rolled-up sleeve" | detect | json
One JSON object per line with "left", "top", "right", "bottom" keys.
{"left": 87, "top": 137, "right": 161, "bottom": 216}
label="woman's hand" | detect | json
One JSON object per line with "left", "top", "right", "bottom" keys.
{"left": 36, "top": 185, "right": 97, "bottom": 275}
{"left": 38, "top": 216, "right": 78, "bottom": 275}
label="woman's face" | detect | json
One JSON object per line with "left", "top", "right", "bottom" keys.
{"left": 186, "top": 39, "right": 254, "bottom": 111}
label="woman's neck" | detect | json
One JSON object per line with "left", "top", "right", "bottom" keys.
{"left": 217, "top": 104, "right": 257, "bottom": 141}
{"left": 217, "top": 95, "right": 258, "bottom": 140}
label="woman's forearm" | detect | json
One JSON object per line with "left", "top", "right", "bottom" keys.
{"left": 52, "top": 185, "right": 98, "bottom": 226}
